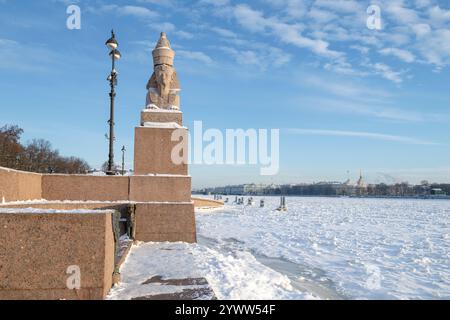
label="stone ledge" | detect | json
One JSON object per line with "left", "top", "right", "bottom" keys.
{"left": 129, "top": 175, "right": 192, "bottom": 202}
{"left": 140, "top": 109, "right": 183, "bottom": 126}
{"left": 134, "top": 202, "right": 196, "bottom": 243}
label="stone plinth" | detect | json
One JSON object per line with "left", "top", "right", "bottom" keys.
{"left": 140, "top": 109, "right": 183, "bottom": 126}
{"left": 134, "top": 203, "right": 196, "bottom": 243}
{"left": 132, "top": 32, "right": 196, "bottom": 244}
{"left": 0, "top": 210, "right": 115, "bottom": 300}
{"left": 129, "top": 175, "right": 191, "bottom": 202}
{"left": 134, "top": 125, "right": 188, "bottom": 176}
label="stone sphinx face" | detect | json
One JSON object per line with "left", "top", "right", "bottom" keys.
{"left": 155, "top": 64, "right": 174, "bottom": 98}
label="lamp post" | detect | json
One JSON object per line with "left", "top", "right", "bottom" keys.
{"left": 105, "top": 30, "right": 122, "bottom": 175}
{"left": 121, "top": 145, "right": 126, "bottom": 176}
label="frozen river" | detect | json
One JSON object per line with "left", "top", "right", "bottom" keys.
{"left": 196, "top": 196, "right": 450, "bottom": 300}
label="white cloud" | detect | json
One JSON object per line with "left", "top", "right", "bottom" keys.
{"left": 350, "top": 45, "right": 370, "bottom": 55}
{"left": 384, "top": 27, "right": 411, "bottom": 46}
{"left": 119, "top": 5, "right": 158, "bottom": 18}
{"left": 412, "top": 23, "right": 431, "bottom": 37}
{"left": 428, "top": 5, "right": 450, "bottom": 25}
{"left": 379, "top": 48, "right": 416, "bottom": 63}
{"left": 51, "top": 0, "right": 80, "bottom": 5}
{"left": 296, "top": 88, "right": 444, "bottom": 123}
{"left": 262, "top": 0, "right": 310, "bottom": 19}
{"left": 233, "top": 4, "right": 343, "bottom": 59}
{"left": 233, "top": 4, "right": 267, "bottom": 33}
{"left": 268, "top": 47, "right": 292, "bottom": 67}
{"left": 149, "top": 22, "right": 176, "bottom": 32}
{"left": 211, "top": 27, "right": 237, "bottom": 38}
{"left": 88, "top": 4, "right": 158, "bottom": 19}
{"left": 219, "top": 45, "right": 291, "bottom": 70}
{"left": 314, "top": 0, "right": 364, "bottom": 13}
{"left": 175, "top": 30, "right": 194, "bottom": 39}
{"left": 95, "top": 0, "right": 450, "bottom": 80}
{"left": 416, "top": 29, "right": 450, "bottom": 67}
{"left": 286, "top": 129, "right": 439, "bottom": 145}
{"left": 149, "top": 22, "right": 194, "bottom": 40}
{"left": 0, "top": 38, "right": 60, "bottom": 72}
{"left": 138, "top": 0, "right": 176, "bottom": 7}
{"left": 324, "top": 60, "right": 366, "bottom": 76}
{"left": 0, "top": 38, "right": 17, "bottom": 46}
{"left": 198, "top": 1, "right": 448, "bottom": 82}
{"left": 221, "top": 47, "right": 260, "bottom": 66}
{"left": 371, "top": 63, "right": 404, "bottom": 83}
{"left": 302, "top": 74, "right": 391, "bottom": 100}
{"left": 308, "top": 8, "right": 338, "bottom": 23}
{"left": 198, "top": 0, "right": 229, "bottom": 6}
{"left": 177, "top": 50, "right": 213, "bottom": 64}
{"left": 415, "top": 0, "right": 432, "bottom": 8}
{"left": 384, "top": 0, "right": 420, "bottom": 24}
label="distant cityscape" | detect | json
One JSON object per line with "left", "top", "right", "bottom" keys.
{"left": 195, "top": 173, "right": 450, "bottom": 199}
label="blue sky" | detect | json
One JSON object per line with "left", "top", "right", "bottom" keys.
{"left": 1, "top": 0, "right": 450, "bottom": 188}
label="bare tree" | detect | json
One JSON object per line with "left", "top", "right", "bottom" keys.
{"left": 0, "top": 125, "right": 24, "bottom": 168}
{"left": 0, "top": 124, "right": 90, "bottom": 174}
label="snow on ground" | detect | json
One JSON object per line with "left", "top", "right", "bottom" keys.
{"left": 107, "top": 242, "right": 211, "bottom": 300}
{"left": 192, "top": 245, "right": 315, "bottom": 299}
{"left": 196, "top": 196, "right": 450, "bottom": 300}
{"left": 107, "top": 241, "right": 316, "bottom": 300}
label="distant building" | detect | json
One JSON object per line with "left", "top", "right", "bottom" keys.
{"left": 208, "top": 183, "right": 268, "bottom": 195}
{"left": 355, "top": 171, "right": 368, "bottom": 196}
{"left": 198, "top": 171, "right": 450, "bottom": 198}
{"left": 430, "top": 188, "right": 446, "bottom": 196}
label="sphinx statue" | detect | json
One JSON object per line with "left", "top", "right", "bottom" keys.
{"left": 146, "top": 32, "right": 180, "bottom": 110}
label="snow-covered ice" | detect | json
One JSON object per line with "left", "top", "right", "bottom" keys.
{"left": 196, "top": 196, "right": 450, "bottom": 300}
{"left": 108, "top": 196, "right": 449, "bottom": 300}
{"left": 192, "top": 243, "right": 316, "bottom": 300}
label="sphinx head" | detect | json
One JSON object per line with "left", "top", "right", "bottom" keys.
{"left": 155, "top": 64, "right": 174, "bottom": 97}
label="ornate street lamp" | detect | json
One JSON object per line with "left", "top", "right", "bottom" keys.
{"left": 105, "top": 30, "right": 121, "bottom": 175}
{"left": 121, "top": 145, "right": 126, "bottom": 176}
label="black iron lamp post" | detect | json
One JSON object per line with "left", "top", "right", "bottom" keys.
{"left": 121, "top": 145, "right": 126, "bottom": 176}
{"left": 105, "top": 30, "right": 122, "bottom": 175}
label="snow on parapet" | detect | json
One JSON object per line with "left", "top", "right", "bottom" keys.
{"left": 0, "top": 166, "right": 42, "bottom": 176}
{"left": 0, "top": 199, "right": 193, "bottom": 206}
{"left": 142, "top": 121, "right": 186, "bottom": 129}
{"left": 0, "top": 208, "right": 115, "bottom": 214}
{"left": 142, "top": 108, "right": 182, "bottom": 113}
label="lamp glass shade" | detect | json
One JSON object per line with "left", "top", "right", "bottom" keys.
{"left": 110, "top": 49, "right": 121, "bottom": 60}
{"left": 106, "top": 38, "right": 118, "bottom": 50}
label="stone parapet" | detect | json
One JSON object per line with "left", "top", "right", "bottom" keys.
{"left": 134, "top": 202, "right": 196, "bottom": 243}
{"left": 0, "top": 167, "right": 42, "bottom": 203}
{"left": 0, "top": 209, "right": 115, "bottom": 300}
{"left": 42, "top": 175, "right": 129, "bottom": 202}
